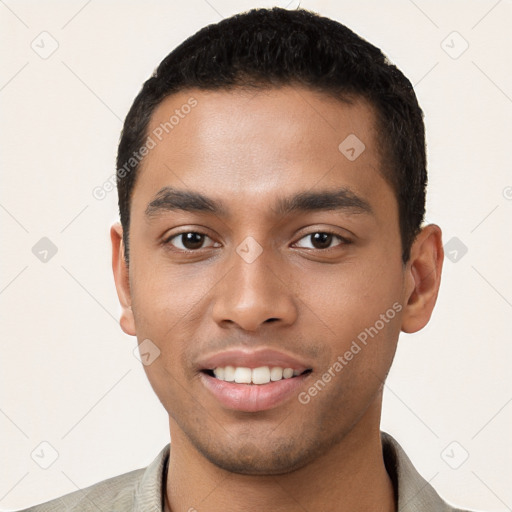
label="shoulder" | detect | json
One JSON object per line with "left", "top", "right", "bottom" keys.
{"left": 17, "top": 444, "right": 170, "bottom": 512}
{"left": 381, "top": 431, "right": 479, "bottom": 512}
{"left": 17, "top": 467, "right": 145, "bottom": 512}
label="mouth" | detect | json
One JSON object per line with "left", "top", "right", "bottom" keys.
{"left": 197, "top": 349, "right": 313, "bottom": 412}
{"left": 202, "top": 366, "right": 312, "bottom": 384}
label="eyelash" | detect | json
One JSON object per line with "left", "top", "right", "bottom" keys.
{"left": 163, "top": 231, "right": 220, "bottom": 252}
{"left": 294, "top": 230, "right": 351, "bottom": 250}
{"left": 163, "top": 230, "right": 351, "bottom": 252}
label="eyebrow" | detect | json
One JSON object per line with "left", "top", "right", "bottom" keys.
{"left": 145, "top": 187, "right": 228, "bottom": 217}
{"left": 144, "top": 186, "right": 373, "bottom": 219}
{"left": 273, "top": 188, "right": 373, "bottom": 216}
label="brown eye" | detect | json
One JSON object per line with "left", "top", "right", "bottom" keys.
{"left": 166, "top": 232, "right": 217, "bottom": 251}
{"left": 310, "top": 233, "right": 333, "bottom": 249}
{"left": 295, "top": 232, "right": 347, "bottom": 250}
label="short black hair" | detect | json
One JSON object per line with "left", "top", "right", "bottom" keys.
{"left": 116, "top": 7, "right": 426, "bottom": 263}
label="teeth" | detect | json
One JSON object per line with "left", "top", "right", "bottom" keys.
{"left": 213, "top": 367, "right": 225, "bottom": 380}
{"left": 210, "top": 366, "right": 301, "bottom": 384}
{"left": 252, "top": 366, "right": 271, "bottom": 384}
{"left": 270, "top": 367, "right": 283, "bottom": 381}
{"left": 283, "top": 368, "right": 294, "bottom": 379}
{"left": 224, "top": 365, "right": 235, "bottom": 382}
{"left": 234, "top": 367, "right": 252, "bottom": 384}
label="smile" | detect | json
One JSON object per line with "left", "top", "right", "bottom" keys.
{"left": 204, "top": 366, "right": 310, "bottom": 384}
{"left": 197, "top": 349, "right": 313, "bottom": 412}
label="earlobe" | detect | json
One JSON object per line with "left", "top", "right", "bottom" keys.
{"left": 401, "top": 224, "right": 444, "bottom": 334}
{"left": 110, "top": 223, "right": 136, "bottom": 336}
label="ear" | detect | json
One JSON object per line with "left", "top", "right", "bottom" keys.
{"left": 110, "top": 223, "right": 136, "bottom": 336}
{"left": 401, "top": 224, "right": 444, "bottom": 334}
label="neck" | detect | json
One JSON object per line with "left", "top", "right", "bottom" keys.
{"left": 165, "top": 395, "right": 395, "bottom": 512}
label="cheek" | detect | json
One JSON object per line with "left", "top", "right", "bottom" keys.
{"left": 140, "top": 357, "right": 196, "bottom": 426}
{"left": 299, "top": 255, "right": 403, "bottom": 328}
{"left": 129, "top": 263, "right": 215, "bottom": 383}
{"left": 295, "top": 253, "right": 403, "bottom": 382}
{"left": 299, "top": 307, "right": 400, "bottom": 426}
{"left": 130, "top": 256, "right": 215, "bottom": 327}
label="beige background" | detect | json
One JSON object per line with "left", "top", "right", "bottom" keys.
{"left": 1, "top": 0, "right": 511, "bottom": 510}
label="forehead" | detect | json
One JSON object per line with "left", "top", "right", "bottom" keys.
{"left": 131, "top": 85, "right": 394, "bottom": 220}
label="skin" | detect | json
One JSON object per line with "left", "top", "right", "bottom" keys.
{"left": 111, "top": 85, "right": 444, "bottom": 512}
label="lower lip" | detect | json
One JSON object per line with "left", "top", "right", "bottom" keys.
{"left": 200, "top": 373, "right": 309, "bottom": 412}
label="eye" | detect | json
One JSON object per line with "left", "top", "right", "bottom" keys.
{"left": 294, "top": 232, "right": 349, "bottom": 250}
{"left": 165, "top": 231, "right": 219, "bottom": 251}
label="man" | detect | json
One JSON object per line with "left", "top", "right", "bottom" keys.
{"left": 21, "top": 7, "right": 474, "bottom": 512}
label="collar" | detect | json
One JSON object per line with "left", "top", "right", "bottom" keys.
{"left": 381, "top": 431, "right": 463, "bottom": 511}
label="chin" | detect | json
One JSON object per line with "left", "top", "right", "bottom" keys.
{"left": 192, "top": 434, "right": 333, "bottom": 476}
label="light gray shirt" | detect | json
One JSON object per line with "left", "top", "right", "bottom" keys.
{"left": 19, "top": 432, "right": 473, "bottom": 511}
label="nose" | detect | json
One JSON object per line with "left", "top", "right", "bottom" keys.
{"left": 211, "top": 245, "right": 298, "bottom": 332}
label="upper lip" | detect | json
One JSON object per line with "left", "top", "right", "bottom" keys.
{"left": 197, "top": 348, "right": 312, "bottom": 372}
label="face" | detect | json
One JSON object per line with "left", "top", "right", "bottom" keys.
{"left": 112, "top": 86, "right": 431, "bottom": 475}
